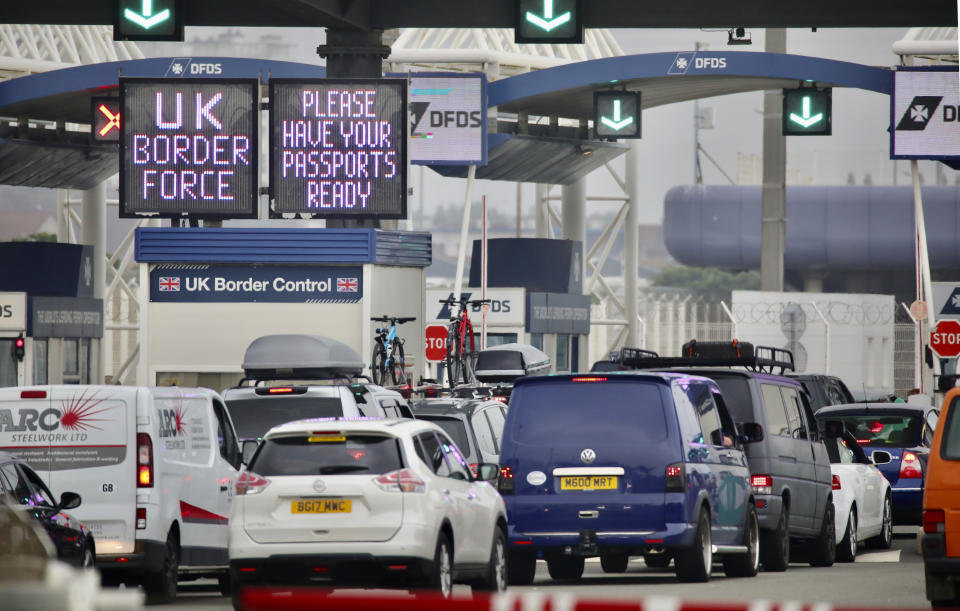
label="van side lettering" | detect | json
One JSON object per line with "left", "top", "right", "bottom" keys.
{"left": 38, "top": 408, "right": 60, "bottom": 432}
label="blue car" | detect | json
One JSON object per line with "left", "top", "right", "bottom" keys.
{"left": 815, "top": 403, "right": 939, "bottom": 525}
{"left": 498, "top": 372, "right": 759, "bottom": 584}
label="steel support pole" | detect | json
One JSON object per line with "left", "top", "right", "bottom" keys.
{"left": 561, "top": 178, "right": 586, "bottom": 289}
{"left": 453, "top": 165, "right": 477, "bottom": 298}
{"left": 760, "top": 28, "right": 787, "bottom": 292}
{"left": 535, "top": 184, "right": 550, "bottom": 238}
{"left": 625, "top": 141, "right": 640, "bottom": 348}
{"left": 82, "top": 181, "right": 106, "bottom": 383}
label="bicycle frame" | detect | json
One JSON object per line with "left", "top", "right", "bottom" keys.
{"left": 380, "top": 324, "right": 398, "bottom": 365}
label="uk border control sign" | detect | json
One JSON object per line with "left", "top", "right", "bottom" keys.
{"left": 892, "top": 68, "right": 960, "bottom": 161}
{"left": 120, "top": 78, "right": 259, "bottom": 218}
{"left": 270, "top": 79, "right": 407, "bottom": 219}
{"left": 409, "top": 73, "right": 486, "bottom": 165}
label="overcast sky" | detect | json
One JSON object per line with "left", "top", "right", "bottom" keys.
{"left": 9, "top": 26, "right": 947, "bottom": 232}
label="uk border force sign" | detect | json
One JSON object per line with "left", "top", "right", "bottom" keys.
{"left": 891, "top": 68, "right": 960, "bottom": 160}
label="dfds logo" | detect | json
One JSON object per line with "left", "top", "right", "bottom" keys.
{"left": 191, "top": 63, "right": 223, "bottom": 75}
{"left": 166, "top": 58, "right": 223, "bottom": 77}
{"left": 695, "top": 57, "right": 727, "bottom": 69}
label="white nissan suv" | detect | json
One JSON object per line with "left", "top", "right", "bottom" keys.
{"left": 228, "top": 417, "right": 507, "bottom": 605}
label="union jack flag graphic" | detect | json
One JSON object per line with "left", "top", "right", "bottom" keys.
{"left": 159, "top": 277, "right": 181, "bottom": 292}
{"left": 336, "top": 277, "right": 358, "bottom": 293}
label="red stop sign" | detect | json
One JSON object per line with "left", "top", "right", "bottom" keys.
{"left": 425, "top": 325, "right": 449, "bottom": 362}
{"left": 931, "top": 319, "right": 960, "bottom": 358}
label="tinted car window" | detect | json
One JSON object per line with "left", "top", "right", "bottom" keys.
{"left": 486, "top": 407, "right": 506, "bottom": 450}
{"left": 708, "top": 375, "right": 753, "bottom": 423}
{"left": 1, "top": 463, "right": 40, "bottom": 506}
{"left": 418, "top": 416, "right": 471, "bottom": 455}
{"left": 435, "top": 431, "right": 472, "bottom": 480}
{"left": 251, "top": 434, "right": 402, "bottom": 476}
{"left": 472, "top": 411, "right": 498, "bottom": 457}
{"left": 781, "top": 387, "right": 807, "bottom": 438}
{"left": 689, "top": 383, "right": 723, "bottom": 446}
{"left": 417, "top": 432, "right": 453, "bottom": 477}
{"left": 225, "top": 396, "right": 344, "bottom": 439}
{"left": 20, "top": 466, "right": 55, "bottom": 507}
{"left": 837, "top": 414, "right": 923, "bottom": 446}
{"left": 761, "top": 384, "right": 790, "bottom": 437}
{"left": 672, "top": 384, "right": 705, "bottom": 445}
{"left": 941, "top": 402, "right": 960, "bottom": 460}
{"left": 510, "top": 379, "right": 668, "bottom": 444}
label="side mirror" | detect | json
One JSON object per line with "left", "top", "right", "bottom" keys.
{"left": 57, "top": 491, "right": 81, "bottom": 511}
{"left": 872, "top": 450, "right": 892, "bottom": 465}
{"left": 241, "top": 440, "right": 260, "bottom": 465}
{"left": 739, "top": 422, "right": 764, "bottom": 443}
{"left": 476, "top": 463, "right": 500, "bottom": 482}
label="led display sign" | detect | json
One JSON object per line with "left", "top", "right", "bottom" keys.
{"left": 114, "top": 0, "right": 183, "bottom": 41}
{"left": 92, "top": 97, "right": 121, "bottom": 142}
{"left": 119, "top": 78, "right": 259, "bottom": 218}
{"left": 782, "top": 88, "right": 832, "bottom": 136}
{"left": 594, "top": 91, "right": 641, "bottom": 139}
{"left": 515, "top": 0, "right": 582, "bottom": 44}
{"left": 269, "top": 79, "right": 407, "bottom": 219}
{"left": 409, "top": 74, "right": 486, "bottom": 165}
{"left": 892, "top": 69, "right": 960, "bottom": 160}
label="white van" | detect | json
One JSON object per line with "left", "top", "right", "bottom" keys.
{"left": 0, "top": 385, "right": 241, "bottom": 603}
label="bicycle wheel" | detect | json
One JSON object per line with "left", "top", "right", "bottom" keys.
{"left": 390, "top": 342, "right": 406, "bottom": 385}
{"left": 371, "top": 343, "right": 387, "bottom": 385}
{"left": 445, "top": 329, "right": 462, "bottom": 388}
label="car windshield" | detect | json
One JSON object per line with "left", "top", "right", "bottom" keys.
{"left": 250, "top": 434, "right": 403, "bottom": 476}
{"left": 418, "top": 416, "right": 472, "bottom": 455}
{"left": 225, "top": 396, "right": 344, "bottom": 439}
{"left": 707, "top": 375, "right": 754, "bottom": 423}
{"left": 509, "top": 378, "right": 668, "bottom": 444}
{"left": 832, "top": 413, "right": 923, "bottom": 447}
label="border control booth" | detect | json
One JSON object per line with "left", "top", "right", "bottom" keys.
{"left": 135, "top": 228, "right": 430, "bottom": 389}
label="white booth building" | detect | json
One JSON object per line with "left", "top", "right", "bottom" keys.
{"left": 136, "top": 228, "right": 431, "bottom": 390}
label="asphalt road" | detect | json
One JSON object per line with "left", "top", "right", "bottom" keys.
{"left": 157, "top": 529, "right": 927, "bottom": 610}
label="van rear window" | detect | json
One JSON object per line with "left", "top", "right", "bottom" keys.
{"left": 225, "top": 397, "right": 344, "bottom": 439}
{"left": 941, "top": 401, "right": 960, "bottom": 461}
{"left": 251, "top": 434, "right": 403, "bottom": 476}
{"left": 509, "top": 379, "right": 667, "bottom": 444}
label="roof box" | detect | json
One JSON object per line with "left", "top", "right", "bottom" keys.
{"left": 474, "top": 343, "right": 551, "bottom": 383}
{"left": 242, "top": 334, "right": 364, "bottom": 381}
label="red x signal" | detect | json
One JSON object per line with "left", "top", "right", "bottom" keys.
{"left": 98, "top": 104, "right": 121, "bottom": 136}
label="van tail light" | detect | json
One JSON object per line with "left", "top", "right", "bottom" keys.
{"left": 924, "top": 509, "right": 946, "bottom": 534}
{"left": 900, "top": 452, "right": 923, "bottom": 479}
{"left": 832, "top": 475, "right": 842, "bottom": 490}
{"left": 236, "top": 472, "right": 270, "bottom": 495}
{"left": 665, "top": 463, "right": 685, "bottom": 492}
{"left": 374, "top": 469, "right": 426, "bottom": 493}
{"left": 136, "top": 507, "right": 146, "bottom": 530}
{"left": 136, "top": 433, "right": 153, "bottom": 488}
{"left": 497, "top": 466, "right": 515, "bottom": 495}
{"left": 751, "top": 474, "right": 773, "bottom": 495}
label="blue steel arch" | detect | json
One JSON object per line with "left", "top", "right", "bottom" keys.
{"left": 489, "top": 50, "right": 892, "bottom": 111}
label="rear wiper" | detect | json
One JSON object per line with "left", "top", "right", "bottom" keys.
{"left": 317, "top": 464, "right": 369, "bottom": 474}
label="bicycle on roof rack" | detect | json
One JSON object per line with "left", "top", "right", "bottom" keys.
{"left": 593, "top": 339, "right": 796, "bottom": 375}
{"left": 370, "top": 315, "right": 415, "bottom": 386}
{"left": 439, "top": 296, "right": 491, "bottom": 389}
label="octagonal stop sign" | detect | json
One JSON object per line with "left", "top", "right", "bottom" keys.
{"left": 425, "top": 325, "right": 449, "bottom": 362}
{"left": 931, "top": 319, "right": 960, "bottom": 358}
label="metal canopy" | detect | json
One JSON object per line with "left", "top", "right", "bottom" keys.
{"left": 429, "top": 134, "right": 628, "bottom": 184}
{"left": 0, "top": 136, "right": 117, "bottom": 189}
{"left": 1, "top": 0, "right": 954, "bottom": 28}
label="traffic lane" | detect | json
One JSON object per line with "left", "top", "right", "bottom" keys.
{"left": 152, "top": 532, "right": 924, "bottom": 609}
{"left": 522, "top": 532, "right": 923, "bottom": 608}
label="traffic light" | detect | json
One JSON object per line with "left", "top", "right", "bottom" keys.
{"left": 515, "top": 0, "right": 582, "bottom": 44}
{"left": 782, "top": 87, "right": 832, "bottom": 136}
{"left": 114, "top": 0, "right": 183, "bottom": 41}
{"left": 12, "top": 336, "right": 24, "bottom": 362}
{"left": 594, "top": 91, "right": 642, "bottom": 139}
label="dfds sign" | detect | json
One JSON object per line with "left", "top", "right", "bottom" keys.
{"left": 120, "top": 78, "right": 259, "bottom": 218}
{"left": 892, "top": 68, "right": 960, "bottom": 160}
{"left": 270, "top": 79, "right": 407, "bottom": 219}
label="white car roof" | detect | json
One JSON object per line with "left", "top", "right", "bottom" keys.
{"left": 263, "top": 417, "right": 437, "bottom": 439}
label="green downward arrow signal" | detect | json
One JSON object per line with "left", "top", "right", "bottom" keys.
{"left": 525, "top": 0, "right": 571, "bottom": 32}
{"left": 124, "top": 0, "right": 171, "bottom": 30}
{"left": 789, "top": 96, "right": 823, "bottom": 128}
{"left": 600, "top": 99, "right": 634, "bottom": 131}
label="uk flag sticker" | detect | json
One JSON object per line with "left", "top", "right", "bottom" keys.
{"left": 337, "top": 277, "right": 358, "bottom": 292}
{"left": 158, "top": 277, "right": 181, "bottom": 292}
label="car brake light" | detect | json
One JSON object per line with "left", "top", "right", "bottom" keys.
{"left": 136, "top": 507, "right": 146, "bottom": 530}
{"left": 236, "top": 472, "right": 270, "bottom": 495}
{"left": 268, "top": 387, "right": 294, "bottom": 394}
{"left": 498, "top": 466, "right": 514, "bottom": 494}
{"left": 571, "top": 377, "right": 607, "bottom": 383}
{"left": 870, "top": 421, "right": 884, "bottom": 434}
{"left": 751, "top": 474, "right": 773, "bottom": 495}
{"left": 374, "top": 469, "right": 426, "bottom": 493}
{"left": 900, "top": 451, "right": 923, "bottom": 479}
{"left": 924, "top": 509, "right": 946, "bottom": 534}
{"left": 832, "top": 475, "right": 842, "bottom": 490}
{"left": 665, "top": 463, "right": 685, "bottom": 492}
{"left": 136, "top": 433, "right": 153, "bottom": 488}
{"left": 20, "top": 390, "right": 46, "bottom": 399}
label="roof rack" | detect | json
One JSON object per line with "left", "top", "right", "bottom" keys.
{"left": 594, "top": 339, "right": 795, "bottom": 375}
